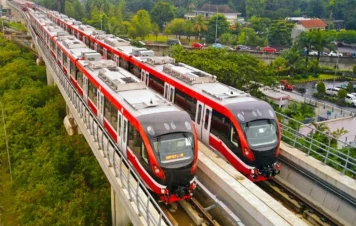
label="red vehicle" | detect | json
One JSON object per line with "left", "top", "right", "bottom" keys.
{"left": 31, "top": 3, "right": 282, "bottom": 182}
{"left": 280, "top": 80, "right": 293, "bottom": 91}
{"left": 191, "top": 42, "right": 204, "bottom": 49}
{"left": 25, "top": 5, "right": 198, "bottom": 204}
{"left": 263, "top": 46, "right": 277, "bottom": 53}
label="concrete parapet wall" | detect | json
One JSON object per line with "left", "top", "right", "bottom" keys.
{"left": 197, "top": 141, "right": 307, "bottom": 226}
{"left": 279, "top": 142, "right": 356, "bottom": 225}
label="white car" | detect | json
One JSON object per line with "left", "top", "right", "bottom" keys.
{"left": 345, "top": 94, "right": 356, "bottom": 106}
{"left": 328, "top": 51, "right": 343, "bottom": 57}
{"left": 325, "top": 87, "right": 340, "bottom": 96}
{"left": 309, "top": 50, "right": 318, "bottom": 56}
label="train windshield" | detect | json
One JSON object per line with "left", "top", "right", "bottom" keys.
{"left": 151, "top": 132, "right": 194, "bottom": 167}
{"left": 242, "top": 119, "right": 278, "bottom": 148}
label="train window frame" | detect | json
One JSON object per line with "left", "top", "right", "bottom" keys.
{"left": 123, "top": 121, "right": 127, "bottom": 144}
{"left": 210, "top": 109, "right": 230, "bottom": 140}
{"left": 204, "top": 108, "right": 210, "bottom": 130}
{"left": 63, "top": 54, "right": 68, "bottom": 69}
{"left": 230, "top": 127, "right": 239, "bottom": 147}
{"left": 104, "top": 97, "right": 118, "bottom": 131}
{"left": 118, "top": 114, "right": 122, "bottom": 137}
{"left": 77, "top": 70, "right": 84, "bottom": 89}
{"left": 70, "top": 61, "right": 76, "bottom": 78}
{"left": 197, "top": 105, "right": 202, "bottom": 125}
{"left": 88, "top": 80, "right": 97, "bottom": 106}
{"left": 128, "top": 123, "right": 149, "bottom": 165}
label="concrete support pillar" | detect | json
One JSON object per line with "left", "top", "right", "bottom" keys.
{"left": 111, "top": 187, "right": 130, "bottom": 226}
{"left": 45, "top": 64, "right": 54, "bottom": 85}
{"left": 63, "top": 105, "right": 81, "bottom": 136}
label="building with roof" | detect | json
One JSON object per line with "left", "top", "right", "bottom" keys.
{"left": 289, "top": 18, "right": 327, "bottom": 40}
{"left": 184, "top": 4, "right": 241, "bottom": 25}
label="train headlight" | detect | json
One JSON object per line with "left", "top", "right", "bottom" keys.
{"left": 243, "top": 148, "right": 255, "bottom": 161}
{"left": 152, "top": 164, "right": 165, "bottom": 179}
{"left": 153, "top": 165, "right": 160, "bottom": 174}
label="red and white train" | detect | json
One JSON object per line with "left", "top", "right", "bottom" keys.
{"left": 19, "top": 0, "right": 281, "bottom": 182}
{"left": 21, "top": 5, "right": 199, "bottom": 203}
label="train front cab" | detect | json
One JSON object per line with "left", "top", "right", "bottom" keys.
{"left": 126, "top": 65, "right": 281, "bottom": 181}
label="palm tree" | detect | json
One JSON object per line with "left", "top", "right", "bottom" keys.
{"left": 192, "top": 15, "right": 208, "bottom": 40}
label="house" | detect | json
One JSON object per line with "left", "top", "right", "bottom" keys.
{"left": 184, "top": 4, "right": 241, "bottom": 25}
{"left": 297, "top": 19, "right": 327, "bottom": 31}
{"left": 290, "top": 18, "right": 327, "bottom": 40}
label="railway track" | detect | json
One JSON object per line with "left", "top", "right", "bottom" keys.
{"left": 160, "top": 181, "right": 243, "bottom": 226}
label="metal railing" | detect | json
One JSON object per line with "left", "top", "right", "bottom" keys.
{"left": 276, "top": 112, "right": 356, "bottom": 177}
{"left": 11, "top": 3, "right": 172, "bottom": 225}
{"left": 303, "top": 96, "right": 355, "bottom": 119}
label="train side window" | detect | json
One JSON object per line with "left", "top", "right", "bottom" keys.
{"left": 128, "top": 123, "right": 148, "bottom": 164}
{"left": 63, "top": 54, "right": 68, "bottom": 69}
{"left": 56, "top": 46, "right": 60, "bottom": 59}
{"left": 70, "top": 61, "right": 76, "bottom": 78}
{"left": 204, "top": 109, "right": 210, "bottom": 129}
{"left": 118, "top": 114, "right": 122, "bottom": 136}
{"left": 174, "top": 88, "right": 197, "bottom": 120}
{"left": 210, "top": 110, "right": 230, "bottom": 140}
{"left": 77, "top": 71, "right": 84, "bottom": 88}
{"left": 58, "top": 50, "right": 63, "bottom": 63}
{"left": 197, "top": 105, "right": 202, "bottom": 125}
{"left": 104, "top": 97, "right": 118, "bottom": 130}
{"left": 123, "top": 121, "right": 127, "bottom": 144}
{"left": 88, "top": 80, "right": 97, "bottom": 106}
{"left": 231, "top": 127, "right": 239, "bottom": 147}
{"left": 148, "top": 74, "right": 164, "bottom": 96}
{"left": 107, "top": 52, "right": 113, "bottom": 60}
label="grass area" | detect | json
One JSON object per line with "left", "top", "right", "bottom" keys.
{"left": 8, "top": 21, "right": 27, "bottom": 32}
{"left": 295, "top": 74, "right": 341, "bottom": 83}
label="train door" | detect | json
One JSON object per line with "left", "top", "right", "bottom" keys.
{"left": 113, "top": 55, "right": 119, "bottom": 66}
{"left": 97, "top": 90, "right": 104, "bottom": 124}
{"left": 94, "top": 43, "right": 98, "bottom": 51}
{"left": 141, "top": 70, "right": 149, "bottom": 86}
{"left": 83, "top": 77, "right": 88, "bottom": 103}
{"left": 120, "top": 115, "right": 128, "bottom": 156}
{"left": 103, "top": 48, "right": 107, "bottom": 59}
{"left": 164, "top": 83, "right": 175, "bottom": 102}
{"left": 195, "top": 101, "right": 212, "bottom": 144}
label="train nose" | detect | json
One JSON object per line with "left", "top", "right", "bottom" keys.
{"left": 174, "top": 186, "right": 189, "bottom": 198}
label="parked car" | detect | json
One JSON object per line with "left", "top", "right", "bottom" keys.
{"left": 309, "top": 50, "right": 318, "bottom": 56}
{"left": 325, "top": 87, "right": 341, "bottom": 96}
{"left": 328, "top": 51, "right": 343, "bottom": 57}
{"left": 236, "top": 45, "right": 250, "bottom": 51}
{"left": 262, "top": 46, "right": 277, "bottom": 53}
{"left": 345, "top": 94, "right": 356, "bottom": 106}
{"left": 212, "top": 43, "right": 223, "bottom": 49}
{"left": 280, "top": 80, "right": 293, "bottom": 91}
{"left": 167, "top": 39, "right": 181, "bottom": 46}
{"left": 191, "top": 42, "right": 204, "bottom": 49}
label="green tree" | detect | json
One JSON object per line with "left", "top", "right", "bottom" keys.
{"left": 184, "top": 20, "right": 194, "bottom": 41}
{"left": 346, "top": 82, "right": 354, "bottom": 93}
{"left": 281, "top": 45, "right": 301, "bottom": 76}
{"left": 192, "top": 14, "right": 208, "bottom": 40}
{"left": 165, "top": 18, "right": 185, "bottom": 39}
{"left": 268, "top": 20, "right": 294, "bottom": 46}
{"left": 152, "top": 23, "right": 160, "bottom": 41}
{"left": 151, "top": 2, "right": 175, "bottom": 30}
{"left": 249, "top": 16, "right": 271, "bottom": 33}
{"left": 206, "top": 14, "right": 230, "bottom": 43}
{"left": 337, "top": 89, "right": 347, "bottom": 102}
{"left": 237, "top": 28, "right": 265, "bottom": 46}
{"left": 130, "top": 10, "right": 152, "bottom": 40}
{"left": 220, "top": 33, "right": 237, "bottom": 45}
{"left": 245, "top": 0, "right": 265, "bottom": 18}
{"left": 316, "top": 81, "right": 326, "bottom": 96}
{"left": 272, "top": 57, "right": 287, "bottom": 76}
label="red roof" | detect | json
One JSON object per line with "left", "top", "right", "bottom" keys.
{"left": 299, "top": 19, "right": 327, "bottom": 28}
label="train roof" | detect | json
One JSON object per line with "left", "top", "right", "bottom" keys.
{"left": 42, "top": 8, "right": 259, "bottom": 106}
{"left": 56, "top": 35, "right": 95, "bottom": 59}
{"left": 142, "top": 58, "right": 258, "bottom": 105}
{"left": 77, "top": 59, "right": 180, "bottom": 117}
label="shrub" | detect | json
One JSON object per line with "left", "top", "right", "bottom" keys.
{"left": 337, "top": 89, "right": 347, "bottom": 101}
{"left": 301, "top": 74, "right": 309, "bottom": 79}
{"left": 346, "top": 82, "right": 354, "bottom": 93}
{"left": 312, "top": 73, "right": 320, "bottom": 78}
{"left": 294, "top": 74, "right": 301, "bottom": 79}
{"left": 316, "top": 81, "right": 326, "bottom": 95}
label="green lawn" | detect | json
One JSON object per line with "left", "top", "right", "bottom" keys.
{"left": 8, "top": 21, "right": 28, "bottom": 32}
{"left": 294, "top": 74, "right": 341, "bottom": 83}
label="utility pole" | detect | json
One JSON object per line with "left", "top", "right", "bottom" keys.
{"left": 215, "top": 7, "right": 218, "bottom": 43}
{"left": 57, "top": 0, "right": 65, "bottom": 14}
{"left": 99, "top": 4, "right": 104, "bottom": 31}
